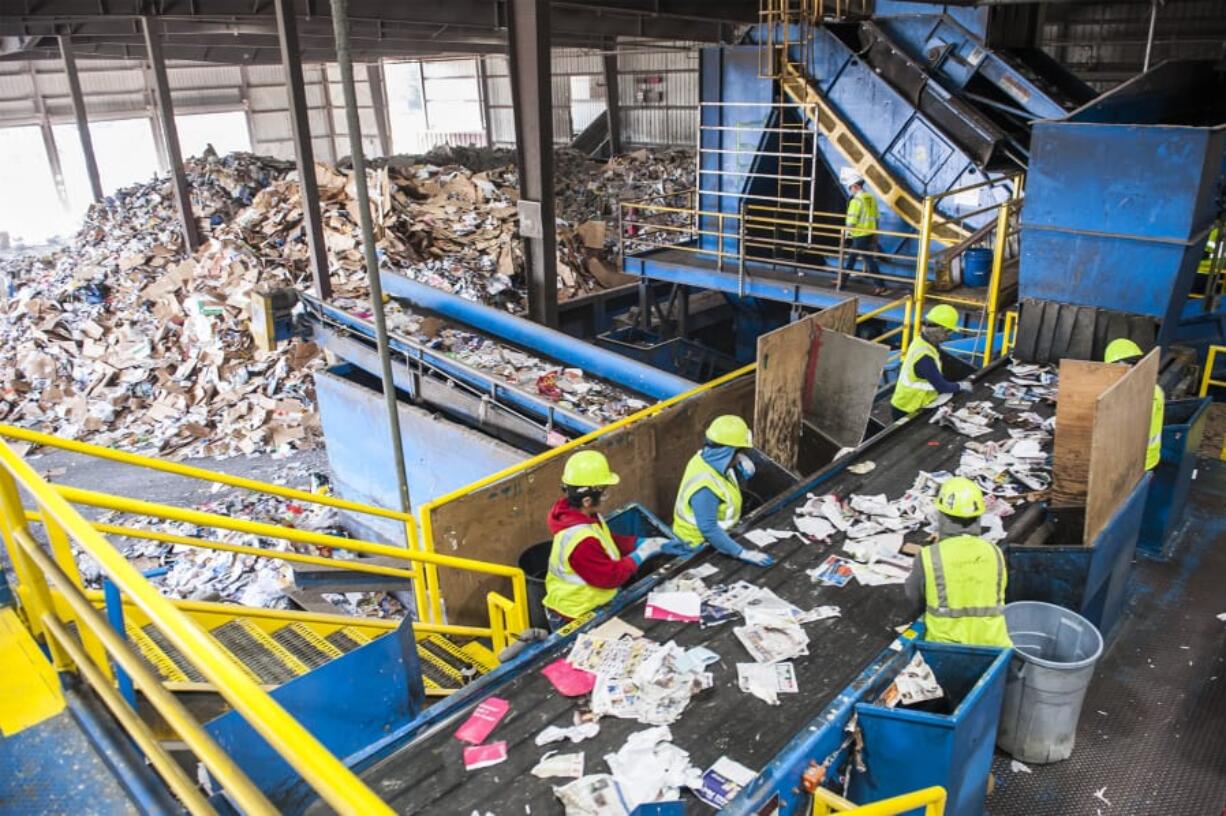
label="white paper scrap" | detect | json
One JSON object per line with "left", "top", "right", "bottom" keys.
{"left": 795, "top": 515, "right": 837, "bottom": 540}
{"left": 536, "top": 721, "right": 601, "bottom": 747}
{"left": 532, "top": 751, "right": 586, "bottom": 779}
{"left": 694, "top": 756, "right": 758, "bottom": 809}
{"left": 743, "top": 529, "right": 796, "bottom": 548}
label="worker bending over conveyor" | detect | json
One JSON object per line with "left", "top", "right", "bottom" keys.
{"left": 1103, "top": 338, "right": 1164, "bottom": 471}
{"left": 671, "top": 415, "right": 775, "bottom": 568}
{"left": 542, "top": 451, "right": 671, "bottom": 630}
{"left": 905, "top": 477, "right": 1012, "bottom": 648}
{"left": 891, "top": 304, "right": 973, "bottom": 420}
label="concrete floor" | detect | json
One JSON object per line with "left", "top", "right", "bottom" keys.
{"left": 23, "top": 445, "right": 331, "bottom": 522}
{"left": 989, "top": 457, "right": 1226, "bottom": 815}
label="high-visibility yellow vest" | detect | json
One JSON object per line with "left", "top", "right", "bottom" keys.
{"left": 1147, "top": 384, "right": 1165, "bottom": 471}
{"left": 672, "top": 452, "right": 743, "bottom": 548}
{"left": 543, "top": 518, "right": 620, "bottom": 619}
{"left": 891, "top": 337, "right": 941, "bottom": 415}
{"left": 1199, "top": 226, "right": 1219, "bottom": 275}
{"left": 921, "top": 535, "right": 1012, "bottom": 649}
{"left": 846, "top": 191, "right": 879, "bottom": 238}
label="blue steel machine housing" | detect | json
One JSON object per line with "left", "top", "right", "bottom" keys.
{"left": 1020, "top": 61, "right": 1226, "bottom": 343}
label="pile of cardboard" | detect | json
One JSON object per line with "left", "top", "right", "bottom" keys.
{"left": 0, "top": 147, "right": 694, "bottom": 458}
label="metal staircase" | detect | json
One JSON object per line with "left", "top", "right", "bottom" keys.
{"left": 126, "top": 613, "right": 498, "bottom": 697}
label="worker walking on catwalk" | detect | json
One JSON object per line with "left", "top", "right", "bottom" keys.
{"left": 842, "top": 170, "right": 889, "bottom": 296}
{"left": 906, "top": 477, "right": 1012, "bottom": 648}
{"left": 542, "top": 451, "right": 671, "bottom": 630}
{"left": 890, "top": 304, "right": 973, "bottom": 420}
{"left": 671, "top": 415, "right": 775, "bottom": 567}
{"left": 1104, "top": 338, "right": 1164, "bottom": 471}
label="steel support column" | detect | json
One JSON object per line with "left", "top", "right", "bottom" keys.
{"left": 603, "top": 37, "right": 622, "bottom": 156}
{"left": 507, "top": 0, "right": 559, "bottom": 327}
{"left": 475, "top": 55, "right": 493, "bottom": 148}
{"left": 365, "top": 62, "right": 391, "bottom": 157}
{"left": 142, "top": 17, "right": 201, "bottom": 253}
{"left": 26, "top": 63, "right": 69, "bottom": 209}
{"left": 274, "top": 0, "right": 332, "bottom": 299}
{"left": 59, "top": 34, "right": 103, "bottom": 203}
{"left": 330, "top": 0, "right": 413, "bottom": 515}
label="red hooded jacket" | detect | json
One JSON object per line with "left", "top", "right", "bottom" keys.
{"left": 546, "top": 497, "right": 640, "bottom": 589}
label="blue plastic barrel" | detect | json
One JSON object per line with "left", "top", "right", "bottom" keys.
{"left": 963, "top": 248, "right": 992, "bottom": 287}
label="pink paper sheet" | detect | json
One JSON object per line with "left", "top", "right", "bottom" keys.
{"left": 454, "top": 697, "right": 510, "bottom": 744}
{"left": 541, "top": 658, "right": 597, "bottom": 696}
{"left": 463, "top": 741, "right": 508, "bottom": 770}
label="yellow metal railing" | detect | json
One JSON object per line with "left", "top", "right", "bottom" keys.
{"left": 0, "top": 441, "right": 391, "bottom": 816}
{"left": 0, "top": 425, "right": 531, "bottom": 640}
{"left": 856, "top": 295, "right": 913, "bottom": 351}
{"left": 813, "top": 785, "right": 947, "bottom": 816}
{"left": 912, "top": 176, "right": 1024, "bottom": 366}
{"left": 1200, "top": 345, "right": 1226, "bottom": 397}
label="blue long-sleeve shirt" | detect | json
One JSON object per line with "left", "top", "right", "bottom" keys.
{"left": 690, "top": 444, "right": 744, "bottom": 558}
{"left": 915, "top": 354, "right": 960, "bottom": 395}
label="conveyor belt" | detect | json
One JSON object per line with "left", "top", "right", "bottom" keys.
{"left": 311, "top": 363, "right": 1045, "bottom": 814}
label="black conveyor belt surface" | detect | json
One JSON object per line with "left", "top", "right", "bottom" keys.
{"left": 314, "top": 366, "right": 1043, "bottom": 814}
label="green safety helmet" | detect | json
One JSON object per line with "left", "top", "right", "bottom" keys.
{"left": 561, "top": 450, "right": 620, "bottom": 488}
{"left": 936, "top": 476, "right": 985, "bottom": 519}
{"left": 1103, "top": 338, "right": 1143, "bottom": 364}
{"left": 925, "top": 304, "right": 959, "bottom": 332}
{"left": 706, "top": 414, "right": 753, "bottom": 448}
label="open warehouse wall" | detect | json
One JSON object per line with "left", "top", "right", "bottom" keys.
{"left": 0, "top": 44, "right": 698, "bottom": 244}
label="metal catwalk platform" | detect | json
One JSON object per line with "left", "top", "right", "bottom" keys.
{"left": 989, "top": 457, "right": 1226, "bottom": 816}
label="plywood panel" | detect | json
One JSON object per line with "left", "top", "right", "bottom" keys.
{"left": 1084, "top": 350, "right": 1158, "bottom": 543}
{"left": 803, "top": 330, "right": 889, "bottom": 448}
{"left": 811, "top": 298, "right": 857, "bottom": 335}
{"left": 1051, "top": 359, "right": 1126, "bottom": 506}
{"left": 430, "top": 375, "right": 756, "bottom": 624}
{"left": 754, "top": 299, "right": 858, "bottom": 470}
{"left": 754, "top": 319, "right": 813, "bottom": 471}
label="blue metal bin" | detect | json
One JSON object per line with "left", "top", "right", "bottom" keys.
{"left": 848, "top": 642, "right": 1011, "bottom": 816}
{"left": 1137, "top": 397, "right": 1212, "bottom": 559}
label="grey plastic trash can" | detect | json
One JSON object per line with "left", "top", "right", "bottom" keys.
{"left": 996, "top": 601, "right": 1103, "bottom": 764}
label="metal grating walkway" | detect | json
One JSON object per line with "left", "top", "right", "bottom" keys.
{"left": 989, "top": 457, "right": 1226, "bottom": 815}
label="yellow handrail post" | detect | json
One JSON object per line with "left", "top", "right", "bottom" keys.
{"left": 982, "top": 201, "right": 1011, "bottom": 366}
{"left": 0, "top": 467, "right": 72, "bottom": 668}
{"left": 43, "top": 514, "right": 113, "bottom": 681}
{"left": 902, "top": 295, "right": 913, "bottom": 352}
{"left": 913, "top": 196, "right": 935, "bottom": 339}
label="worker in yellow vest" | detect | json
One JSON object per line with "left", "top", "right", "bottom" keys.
{"left": 1195, "top": 224, "right": 1220, "bottom": 296}
{"left": 1103, "top": 338, "right": 1164, "bottom": 471}
{"left": 842, "top": 172, "right": 889, "bottom": 296}
{"left": 890, "top": 304, "right": 972, "bottom": 420}
{"left": 542, "top": 451, "right": 670, "bottom": 630}
{"left": 905, "top": 477, "right": 1012, "bottom": 648}
{"left": 671, "top": 415, "right": 775, "bottom": 567}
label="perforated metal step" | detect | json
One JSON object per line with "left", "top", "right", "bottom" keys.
{"left": 209, "top": 620, "right": 306, "bottom": 685}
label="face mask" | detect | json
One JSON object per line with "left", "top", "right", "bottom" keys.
{"left": 733, "top": 453, "right": 756, "bottom": 483}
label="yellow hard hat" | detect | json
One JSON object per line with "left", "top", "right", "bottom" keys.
{"left": 925, "top": 304, "right": 959, "bottom": 332}
{"left": 561, "top": 450, "right": 620, "bottom": 488}
{"left": 936, "top": 476, "right": 985, "bottom": 519}
{"left": 1103, "top": 338, "right": 1143, "bottom": 364}
{"left": 706, "top": 414, "right": 752, "bottom": 448}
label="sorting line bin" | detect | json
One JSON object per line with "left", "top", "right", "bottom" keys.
{"left": 849, "top": 641, "right": 1011, "bottom": 816}
{"left": 996, "top": 601, "right": 1103, "bottom": 764}
{"left": 1137, "top": 397, "right": 1211, "bottom": 559}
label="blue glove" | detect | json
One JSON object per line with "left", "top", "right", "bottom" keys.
{"left": 630, "top": 536, "right": 668, "bottom": 565}
{"left": 661, "top": 538, "right": 695, "bottom": 557}
{"left": 738, "top": 549, "right": 775, "bottom": 567}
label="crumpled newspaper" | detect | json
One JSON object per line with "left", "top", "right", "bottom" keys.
{"left": 553, "top": 726, "right": 702, "bottom": 815}
{"left": 880, "top": 652, "right": 945, "bottom": 708}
